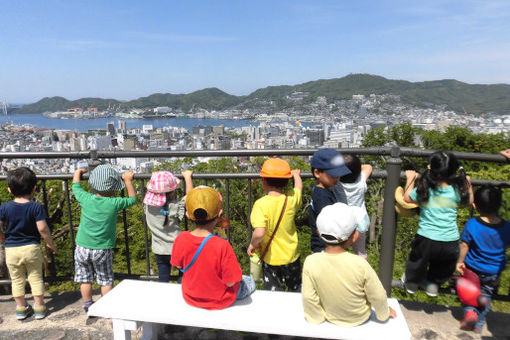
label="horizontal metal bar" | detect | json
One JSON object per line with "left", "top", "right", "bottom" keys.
{"left": 400, "top": 147, "right": 509, "bottom": 163}
{"left": 0, "top": 147, "right": 396, "bottom": 159}
{"left": 1, "top": 147, "right": 507, "bottom": 163}
{"left": 0, "top": 170, "right": 508, "bottom": 187}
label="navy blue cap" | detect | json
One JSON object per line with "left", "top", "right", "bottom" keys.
{"left": 310, "top": 148, "right": 351, "bottom": 178}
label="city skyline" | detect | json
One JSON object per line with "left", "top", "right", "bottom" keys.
{"left": 2, "top": 1, "right": 510, "bottom": 103}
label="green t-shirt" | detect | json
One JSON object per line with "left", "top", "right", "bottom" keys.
{"left": 73, "top": 182, "right": 136, "bottom": 249}
{"left": 410, "top": 186, "right": 460, "bottom": 242}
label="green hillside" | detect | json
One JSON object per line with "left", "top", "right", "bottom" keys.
{"left": 15, "top": 74, "right": 510, "bottom": 115}
{"left": 17, "top": 96, "right": 120, "bottom": 113}
{"left": 126, "top": 88, "right": 244, "bottom": 111}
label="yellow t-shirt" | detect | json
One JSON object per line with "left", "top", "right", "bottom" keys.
{"left": 250, "top": 188, "right": 302, "bottom": 266}
{"left": 302, "top": 251, "right": 390, "bottom": 327}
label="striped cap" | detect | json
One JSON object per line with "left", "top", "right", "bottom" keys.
{"left": 89, "top": 164, "right": 125, "bottom": 193}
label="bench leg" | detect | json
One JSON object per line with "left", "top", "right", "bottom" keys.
{"left": 141, "top": 322, "right": 159, "bottom": 340}
{"left": 112, "top": 319, "right": 132, "bottom": 340}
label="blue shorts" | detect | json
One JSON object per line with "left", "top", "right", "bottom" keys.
{"left": 236, "top": 275, "right": 256, "bottom": 300}
{"left": 74, "top": 245, "right": 114, "bottom": 286}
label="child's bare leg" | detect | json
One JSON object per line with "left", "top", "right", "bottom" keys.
{"left": 33, "top": 295, "right": 45, "bottom": 307}
{"left": 14, "top": 296, "right": 26, "bottom": 307}
{"left": 101, "top": 285, "right": 113, "bottom": 296}
{"left": 81, "top": 282, "right": 93, "bottom": 301}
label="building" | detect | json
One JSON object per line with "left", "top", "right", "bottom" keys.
{"left": 118, "top": 121, "right": 127, "bottom": 134}
{"left": 107, "top": 122, "right": 116, "bottom": 136}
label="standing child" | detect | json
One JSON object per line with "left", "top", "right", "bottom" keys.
{"left": 456, "top": 185, "right": 510, "bottom": 333}
{"left": 72, "top": 164, "right": 136, "bottom": 313}
{"left": 0, "top": 167, "right": 57, "bottom": 320}
{"left": 309, "top": 148, "right": 352, "bottom": 253}
{"left": 302, "top": 203, "right": 396, "bottom": 326}
{"left": 333, "top": 155, "right": 372, "bottom": 258}
{"left": 402, "top": 151, "right": 473, "bottom": 296}
{"left": 171, "top": 186, "right": 255, "bottom": 309}
{"left": 143, "top": 170, "right": 193, "bottom": 282}
{"left": 247, "top": 158, "right": 303, "bottom": 291}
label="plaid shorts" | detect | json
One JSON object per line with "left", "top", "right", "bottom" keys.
{"left": 74, "top": 245, "right": 114, "bottom": 286}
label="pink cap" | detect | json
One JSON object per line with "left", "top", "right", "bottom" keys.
{"left": 143, "top": 171, "right": 180, "bottom": 207}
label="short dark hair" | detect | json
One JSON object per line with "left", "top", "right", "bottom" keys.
{"left": 7, "top": 167, "right": 37, "bottom": 197}
{"left": 264, "top": 177, "right": 289, "bottom": 188}
{"left": 340, "top": 155, "right": 361, "bottom": 183}
{"left": 474, "top": 185, "right": 501, "bottom": 215}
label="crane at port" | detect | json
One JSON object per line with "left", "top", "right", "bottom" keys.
{"left": 1, "top": 100, "right": 7, "bottom": 115}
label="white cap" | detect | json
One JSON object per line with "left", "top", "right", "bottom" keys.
{"left": 316, "top": 203, "right": 366, "bottom": 244}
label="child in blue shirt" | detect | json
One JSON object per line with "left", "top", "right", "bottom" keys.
{"left": 308, "top": 148, "right": 351, "bottom": 253}
{"left": 456, "top": 185, "right": 510, "bottom": 333}
{"left": 0, "top": 167, "right": 57, "bottom": 320}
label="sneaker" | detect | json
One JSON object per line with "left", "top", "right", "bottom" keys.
{"left": 16, "top": 304, "right": 33, "bottom": 320}
{"left": 401, "top": 274, "right": 418, "bottom": 294}
{"left": 460, "top": 310, "right": 478, "bottom": 331}
{"left": 34, "top": 305, "right": 47, "bottom": 320}
{"left": 424, "top": 281, "right": 438, "bottom": 297}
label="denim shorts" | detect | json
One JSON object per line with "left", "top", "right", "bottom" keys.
{"left": 236, "top": 275, "right": 256, "bottom": 300}
{"left": 74, "top": 245, "right": 114, "bottom": 286}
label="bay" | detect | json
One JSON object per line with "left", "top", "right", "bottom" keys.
{"left": 0, "top": 114, "right": 255, "bottom": 132}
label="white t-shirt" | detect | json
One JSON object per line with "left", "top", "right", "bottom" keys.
{"left": 333, "top": 173, "right": 369, "bottom": 232}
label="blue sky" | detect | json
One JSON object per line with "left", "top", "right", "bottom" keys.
{"left": 2, "top": 0, "right": 510, "bottom": 103}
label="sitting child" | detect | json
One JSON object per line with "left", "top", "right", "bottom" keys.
{"left": 302, "top": 203, "right": 396, "bottom": 327}
{"left": 171, "top": 186, "right": 255, "bottom": 310}
{"left": 456, "top": 185, "right": 510, "bottom": 333}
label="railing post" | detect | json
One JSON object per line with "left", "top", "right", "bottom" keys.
{"left": 64, "top": 180, "right": 76, "bottom": 252}
{"left": 141, "top": 179, "right": 151, "bottom": 276}
{"left": 121, "top": 189, "right": 132, "bottom": 275}
{"left": 88, "top": 150, "right": 102, "bottom": 172}
{"left": 226, "top": 179, "right": 231, "bottom": 242}
{"left": 378, "top": 146, "right": 402, "bottom": 296}
{"left": 41, "top": 180, "right": 57, "bottom": 277}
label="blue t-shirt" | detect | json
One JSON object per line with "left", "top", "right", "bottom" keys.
{"left": 410, "top": 186, "right": 460, "bottom": 242}
{"left": 0, "top": 201, "right": 48, "bottom": 247}
{"left": 309, "top": 186, "right": 336, "bottom": 252}
{"left": 461, "top": 217, "right": 510, "bottom": 275}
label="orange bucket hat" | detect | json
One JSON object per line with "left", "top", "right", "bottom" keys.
{"left": 260, "top": 158, "right": 292, "bottom": 178}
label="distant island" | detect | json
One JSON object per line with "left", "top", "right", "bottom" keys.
{"left": 9, "top": 74, "right": 510, "bottom": 116}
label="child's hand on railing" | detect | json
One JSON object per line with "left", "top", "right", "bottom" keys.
{"left": 181, "top": 170, "right": 193, "bottom": 179}
{"left": 405, "top": 170, "right": 417, "bottom": 181}
{"left": 122, "top": 171, "right": 134, "bottom": 182}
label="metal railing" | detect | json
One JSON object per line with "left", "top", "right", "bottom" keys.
{"left": 0, "top": 147, "right": 509, "bottom": 301}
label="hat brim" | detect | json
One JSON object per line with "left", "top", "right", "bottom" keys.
{"left": 260, "top": 173, "right": 292, "bottom": 178}
{"left": 324, "top": 166, "right": 351, "bottom": 178}
{"left": 91, "top": 180, "right": 125, "bottom": 193}
{"left": 394, "top": 186, "right": 418, "bottom": 216}
{"left": 143, "top": 191, "right": 166, "bottom": 207}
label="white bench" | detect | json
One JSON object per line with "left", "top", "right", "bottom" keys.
{"left": 88, "top": 279, "right": 411, "bottom": 340}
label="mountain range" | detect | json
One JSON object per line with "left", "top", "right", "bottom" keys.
{"left": 13, "top": 74, "right": 510, "bottom": 115}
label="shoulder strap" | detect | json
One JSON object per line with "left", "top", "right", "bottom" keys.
{"left": 179, "top": 234, "right": 214, "bottom": 273}
{"left": 260, "top": 195, "right": 288, "bottom": 263}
